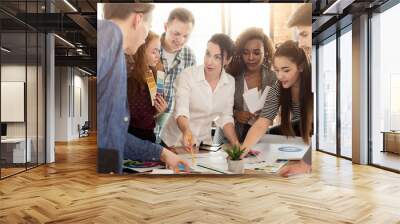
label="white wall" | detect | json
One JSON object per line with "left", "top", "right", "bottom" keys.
{"left": 46, "top": 32, "right": 55, "bottom": 163}
{"left": 55, "top": 66, "right": 69, "bottom": 141}
{"left": 1, "top": 64, "right": 45, "bottom": 164}
{"left": 54, "top": 67, "right": 89, "bottom": 141}
{"left": 1, "top": 65, "right": 36, "bottom": 137}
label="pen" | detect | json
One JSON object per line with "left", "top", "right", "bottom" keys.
{"left": 187, "top": 134, "right": 196, "bottom": 165}
{"left": 197, "top": 164, "right": 227, "bottom": 174}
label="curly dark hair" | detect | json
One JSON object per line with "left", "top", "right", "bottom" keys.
{"left": 226, "top": 27, "right": 275, "bottom": 77}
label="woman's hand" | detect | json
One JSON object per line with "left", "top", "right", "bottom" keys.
{"left": 240, "top": 147, "right": 260, "bottom": 159}
{"left": 278, "top": 160, "right": 311, "bottom": 177}
{"left": 154, "top": 94, "right": 168, "bottom": 114}
{"left": 182, "top": 129, "right": 196, "bottom": 152}
{"left": 234, "top": 111, "right": 256, "bottom": 124}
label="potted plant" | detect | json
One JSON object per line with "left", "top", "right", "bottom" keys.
{"left": 224, "top": 144, "right": 246, "bottom": 174}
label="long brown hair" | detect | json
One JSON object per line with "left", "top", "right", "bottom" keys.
{"left": 274, "top": 40, "right": 313, "bottom": 144}
{"left": 208, "top": 33, "right": 235, "bottom": 74}
{"left": 226, "top": 27, "right": 275, "bottom": 77}
{"left": 126, "top": 31, "right": 159, "bottom": 95}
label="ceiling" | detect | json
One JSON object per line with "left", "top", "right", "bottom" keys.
{"left": 312, "top": 0, "right": 390, "bottom": 43}
{"left": 1, "top": 0, "right": 395, "bottom": 75}
{"left": 0, "top": 0, "right": 97, "bottom": 74}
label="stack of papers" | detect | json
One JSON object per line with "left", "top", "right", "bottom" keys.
{"left": 244, "top": 160, "right": 288, "bottom": 173}
{"left": 151, "top": 169, "right": 174, "bottom": 174}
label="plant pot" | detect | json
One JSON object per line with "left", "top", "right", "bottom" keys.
{"left": 227, "top": 159, "right": 244, "bottom": 174}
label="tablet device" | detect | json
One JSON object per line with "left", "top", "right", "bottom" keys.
{"left": 199, "top": 143, "right": 222, "bottom": 152}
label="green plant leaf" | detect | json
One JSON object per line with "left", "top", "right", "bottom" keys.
{"left": 224, "top": 144, "right": 245, "bottom": 160}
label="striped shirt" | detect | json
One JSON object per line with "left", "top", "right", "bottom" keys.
{"left": 260, "top": 81, "right": 301, "bottom": 121}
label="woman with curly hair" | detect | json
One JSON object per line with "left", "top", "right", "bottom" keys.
{"left": 226, "top": 27, "right": 277, "bottom": 142}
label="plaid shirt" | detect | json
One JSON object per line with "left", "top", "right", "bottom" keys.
{"left": 160, "top": 34, "right": 196, "bottom": 113}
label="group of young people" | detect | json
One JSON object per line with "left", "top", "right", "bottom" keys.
{"left": 97, "top": 3, "right": 313, "bottom": 175}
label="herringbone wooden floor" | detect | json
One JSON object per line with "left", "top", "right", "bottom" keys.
{"left": 1, "top": 135, "right": 400, "bottom": 224}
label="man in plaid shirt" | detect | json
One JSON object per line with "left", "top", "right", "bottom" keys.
{"left": 157, "top": 8, "right": 196, "bottom": 138}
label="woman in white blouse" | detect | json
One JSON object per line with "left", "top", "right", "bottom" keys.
{"left": 161, "top": 34, "right": 239, "bottom": 148}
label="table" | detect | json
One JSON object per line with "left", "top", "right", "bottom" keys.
{"left": 381, "top": 131, "right": 400, "bottom": 154}
{"left": 1, "top": 138, "right": 32, "bottom": 164}
{"left": 155, "top": 134, "right": 311, "bottom": 175}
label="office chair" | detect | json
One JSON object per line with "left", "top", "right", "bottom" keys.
{"left": 78, "top": 121, "right": 90, "bottom": 138}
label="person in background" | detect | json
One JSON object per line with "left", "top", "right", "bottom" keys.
{"left": 161, "top": 34, "right": 239, "bottom": 149}
{"left": 97, "top": 3, "right": 190, "bottom": 174}
{"left": 126, "top": 31, "right": 168, "bottom": 143}
{"left": 156, "top": 8, "right": 196, "bottom": 141}
{"left": 287, "top": 3, "right": 312, "bottom": 58}
{"left": 241, "top": 41, "right": 313, "bottom": 176}
{"left": 283, "top": 3, "right": 313, "bottom": 176}
{"left": 226, "top": 27, "right": 276, "bottom": 143}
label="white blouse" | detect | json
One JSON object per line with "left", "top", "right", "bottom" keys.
{"left": 160, "top": 65, "right": 235, "bottom": 146}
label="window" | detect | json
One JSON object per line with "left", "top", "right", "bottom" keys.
{"left": 371, "top": 3, "right": 400, "bottom": 171}
{"left": 98, "top": 3, "right": 272, "bottom": 62}
{"left": 0, "top": 1, "right": 47, "bottom": 179}
{"left": 339, "top": 28, "right": 352, "bottom": 158}
{"left": 229, "top": 4, "right": 270, "bottom": 41}
{"left": 317, "top": 36, "right": 337, "bottom": 154}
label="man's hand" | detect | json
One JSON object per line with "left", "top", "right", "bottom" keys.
{"left": 160, "top": 148, "right": 191, "bottom": 173}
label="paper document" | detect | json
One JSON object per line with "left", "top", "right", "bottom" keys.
{"left": 156, "top": 71, "right": 165, "bottom": 97}
{"left": 244, "top": 160, "right": 288, "bottom": 173}
{"left": 145, "top": 72, "right": 157, "bottom": 106}
{"left": 151, "top": 169, "right": 174, "bottom": 174}
{"left": 243, "top": 86, "right": 271, "bottom": 114}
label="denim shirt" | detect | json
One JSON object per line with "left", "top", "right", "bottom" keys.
{"left": 97, "top": 20, "right": 163, "bottom": 172}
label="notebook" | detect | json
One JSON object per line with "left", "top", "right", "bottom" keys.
{"left": 123, "top": 160, "right": 164, "bottom": 173}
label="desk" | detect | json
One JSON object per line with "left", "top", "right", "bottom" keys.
{"left": 157, "top": 134, "right": 310, "bottom": 175}
{"left": 382, "top": 131, "right": 400, "bottom": 154}
{"left": 1, "top": 138, "right": 32, "bottom": 163}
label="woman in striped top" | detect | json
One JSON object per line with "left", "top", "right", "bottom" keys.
{"left": 241, "top": 41, "right": 313, "bottom": 174}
